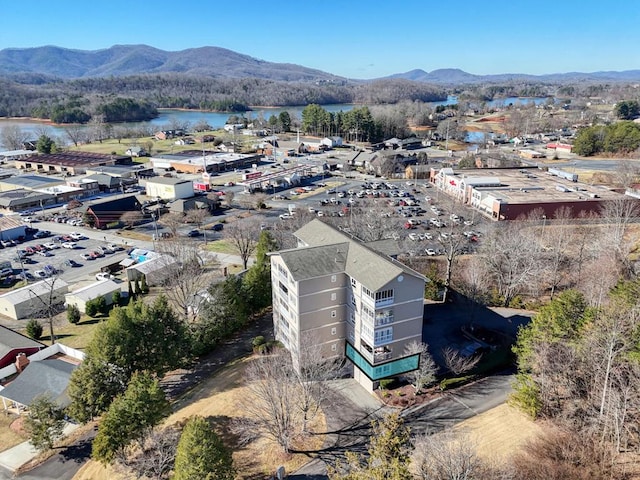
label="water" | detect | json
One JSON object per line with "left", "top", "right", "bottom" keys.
{"left": 0, "top": 95, "right": 544, "bottom": 149}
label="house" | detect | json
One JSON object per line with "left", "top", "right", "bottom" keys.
{"left": 405, "top": 164, "right": 432, "bottom": 180}
{"left": 126, "top": 146, "right": 147, "bottom": 157}
{"left": 85, "top": 196, "right": 142, "bottom": 229}
{"left": 145, "top": 177, "right": 194, "bottom": 201}
{"left": 126, "top": 254, "right": 177, "bottom": 286}
{"left": 155, "top": 130, "right": 185, "bottom": 141}
{"left": 174, "top": 137, "right": 196, "bottom": 146}
{"left": 167, "top": 196, "right": 219, "bottom": 214}
{"left": 321, "top": 136, "right": 343, "bottom": 148}
{"left": 64, "top": 280, "right": 122, "bottom": 314}
{"left": 0, "top": 278, "right": 69, "bottom": 321}
{"left": 269, "top": 220, "right": 425, "bottom": 392}
{"left": 0, "top": 325, "right": 44, "bottom": 369}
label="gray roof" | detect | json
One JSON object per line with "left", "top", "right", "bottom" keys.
{"left": 0, "top": 359, "right": 77, "bottom": 408}
{"left": 65, "top": 279, "right": 121, "bottom": 302}
{"left": 0, "top": 325, "right": 44, "bottom": 360}
{"left": 291, "top": 220, "right": 425, "bottom": 291}
{"left": 1, "top": 175, "right": 63, "bottom": 189}
{"left": 0, "top": 278, "right": 69, "bottom": 305}
{"left": 278, "top": 243, "right": 348, "bottom": 281}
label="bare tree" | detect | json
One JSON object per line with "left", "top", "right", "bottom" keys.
{"left": 598, "top": 197, "right": 640, "bottom": 276}
{"left": 540, "top": 207, "right": 576, "bottom": 299}
{"left": 223, "top": 217, "right": 260, "bottom": 269}
{"left": 155, "top": 240, "right": 216, "bottom": 320}
{"left": 222, "top": 190, "right": 234, "bottom": 207}
{"left": 295, "top": 332, "right": 344, "bottom": 432}
{"left": 121, "top": 210, "right": 145, "bottom": 229}
{"left": 403, "top": 341, "right": 438, "bottom": 393}
{"left": 184, "top": 208, "right": 208, "bottom": 242}
{"left": 442, "top": 347, "right": 481, "bottom": 376}
{"left": 29, "top": 274, "right": 66, "bottom": 345}
{"left": 1, "top": 125, "right": 30, "bottom": 150}
{"left": 63, "top": 125, "right": 87, "bottom": 147}
{"left": 243, "top": 351, "right": 301, "bottom": 453}
{"left": 411, "top": 429, "right": 484, "bottom": 480}
{"left": 116, "top": 426, "right": 180, "bottom": 480}
{"left": 158, "top": 212, "right": 184, "bottom": 239}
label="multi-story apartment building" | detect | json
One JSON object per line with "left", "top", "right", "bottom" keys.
{"left": 270, "top": 219, "right": 426, "bottom": 392}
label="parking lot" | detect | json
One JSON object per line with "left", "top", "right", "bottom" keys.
{"left": 0, "top": 223, "right": 130, "bottom": 287}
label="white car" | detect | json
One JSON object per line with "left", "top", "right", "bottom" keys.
{"left": 44, "top": 242, "right": 60, "bottom": 250}
{"left": 106, "top": 243, "right": 123, "bottom": 251}
{"left": 279, "top": 213, "right": 293, "bottom": 220}
{"left": 37, "top": 250, "right": 52, "bottom": 257}
{"left": 62, "top": 242, "right": 78, "bottom": 249}
{"left": 34, "top": 270, "right": 48, "bottom": 278}
{"left": 408, "top": 233, "right": 420, "bottom": 241}
{"left": 69, "top": 232, "right": 85, "bottom": 240}
{"left": 425, "top": 248, "right": 437, "bottom": 256}
{"left": 95, "top": 272, "right": 114, "bottom": 281}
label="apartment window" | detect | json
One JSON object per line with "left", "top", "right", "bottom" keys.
{"left": 351, "top": 295, "right": 356, "bottom": 307}
{"left": 331, "top": 344, "right": 337, "bottom": 352}
{"left": 375, "top": 289, "right": 393, "bottom": 302}
{"left": 374, "top": 327, "right": 393, "bottom": 345}
{"left": 331, "top": 275, "right": 337, "bottom": 283}
{"left": 362, "top": 304, "right": 374, "bottom": 322}
{"left": 331, "top": 310, "right": 336, "bottom": 318}
{"left": 331, "top": 327, "right": 337, "bottom": 335}
{"left": 351, "top": 277, "right": 357, "bottom": 287}
{"left": 362, "top": 286, "right": 374, "bottom": 300}
{"left": 279, "top": 281, "right": 288, "bottom": 294}
{"left": 331, "top": 292, "right": 337, "bottom": 301}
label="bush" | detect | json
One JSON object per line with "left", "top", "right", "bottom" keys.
{"left": 252, "top": 336, "right": 266, "bottom": 347}
{"left": 26, "top": 319, "right": 43, "bottom": 340}
{"left": 67, "top": 304, "right": 81, "bottom": 324}
{"left": 112, "top": 291, "right": 121, "bottom": 306}
{"left": 95, "top": 296, "right": 107, "bottom": 315}
{"left": 85, "top": 299, "right": 99, "bottom": 317}
{"left": 379, "top": 379, "right": 394, "bottom": 390}
{"left": 439, "top": 375, "right": 474, "bottom": 391}
{"left": 140, "top": 275, "right": 148, "bottom": 294}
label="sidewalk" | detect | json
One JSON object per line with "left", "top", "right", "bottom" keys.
{"left": 0, "top": 422, "right": 79, "bottom": 473}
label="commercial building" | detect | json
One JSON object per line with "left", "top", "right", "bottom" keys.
{"left": 270, "top": 220, "right": 425, "bottom": 392}
{"left": 144, "top": 177, "right": 194, "bottom": 201}
{"left": 14, "top": 151, "right": 130, "bottom": 175}
{"left": 0, "top": 278, "right": 69, "bottom": 321}
{"left": 0, "top": 175, "right": 65, "bottom": 193}
{"left": 149, "top": 151, "right": 261, "bottom": 174}
{"left": 64, "top": 279, "right": 122, "bottom": 314}
{"left": 430, "top": 167, "right": 628, "bottom": 220}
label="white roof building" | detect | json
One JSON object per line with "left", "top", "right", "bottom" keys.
{"left": 65, "top": 280, "right": 122, "bottom": 314}
{"left": 0, "top": 278, "right": 69, "bottom": 320}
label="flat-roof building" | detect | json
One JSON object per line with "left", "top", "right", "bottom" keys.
{"left": 430, "top": 167, "right": 629, "bottom": 220}
{"left": 14, "top": 151, "right": 130, "bottom": 175}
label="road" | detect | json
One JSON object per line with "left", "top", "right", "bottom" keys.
{"left": 289, "top": 374, "right": 513, "bottom": 479}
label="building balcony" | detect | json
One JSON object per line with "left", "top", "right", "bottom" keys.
{"left": 375, "top": 313, "right": 394, "bottom": 326}
{"left": 375, "top": 297, "right": 394, "bottom": 308}
{"left": 359, "top": 341, "right": 393, "bottom": 364}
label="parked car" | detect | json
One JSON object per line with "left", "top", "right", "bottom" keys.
{"left": 69, "top": 232, "right": 85, "bottom": 240}
{"left": 24, "top": 247, "right": 36, "bottom": 255}
{"left": 425, "top": 248, "right": 437, "bottom": 256}
{"left": 187, "top": 229, "right": 201, "bottom": 237}
{"left": 1, "top": 240, "right": 14, "bottom": 248}
{"left": 37, "top": 250, "right": 53, "bottom": 257}
{"left": 43, "top": 265, "right": 57, "bottom": 275}
{"left": 44, "top": 242, "right": 59, "bottom": 250}
{"left": 95, "top": 272, "right": 114, "bottom": 281}
{"left": 62, "top": 242, "right": 78, "bottom": 249}
{"left": 65, "top": 259, "right": 81, "bottom": 267}
{"left": 80, "top": 253, "right": 93, "bottom": 261}
{"left": 211, "top": 224, "right": 224, "bottom": 232}
{"left": 34, "top": 230, "right": 51, "bottom": 239}
{"left": 0, "top": 268, "right": 13, "bottom": 278}
{"left": 106, "top": 243, "right": 123, "bottom": 251}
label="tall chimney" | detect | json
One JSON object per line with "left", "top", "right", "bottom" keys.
{"left": 15, "top": 352, "right": 29, "bottom": 372}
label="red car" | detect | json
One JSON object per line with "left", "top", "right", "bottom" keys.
{"left": 24, "top": 247, "right": 36, "bottom": 255}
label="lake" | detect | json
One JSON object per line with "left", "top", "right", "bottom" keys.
{"left": 0, "top": 95, "right": 546, "bottom": 149}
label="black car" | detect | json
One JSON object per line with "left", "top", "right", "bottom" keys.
{"left": 34, "top": 230, "right": 51, "bottom": 239}
{"left": 211, "top": 224, "right": 224, "bottom": 232}
{"left": 25, "top": 227, "right": 39, "bottom": 235}
{"left": 187, "top": 229, "right": 201, "bottom": 237}
{"left": 65, "top": 259, "right": 81, "bottom": 268}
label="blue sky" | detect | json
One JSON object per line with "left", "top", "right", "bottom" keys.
{"left": 2, "top": 0, "right": 638, "bottom": 79}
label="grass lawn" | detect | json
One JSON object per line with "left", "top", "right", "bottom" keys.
{"left": 205, "top": 239, "right": 238, "bottom": 255}
{"left": 0, "top": 411, "right": 29, "bottom": 452}
{"left": 73, "top": 357, "right": 326, "bottom": 480}
{"left": 43, "top": 316, "right": 104, "bottom": 350}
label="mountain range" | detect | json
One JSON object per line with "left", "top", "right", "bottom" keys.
{"left": 1, "top": 44, "right": 640, "bottom": 84}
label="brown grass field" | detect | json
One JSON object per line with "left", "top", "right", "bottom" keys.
{"left": 453, "top": 403, "right": 542, "bottom": 464}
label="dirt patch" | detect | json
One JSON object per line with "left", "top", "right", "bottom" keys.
{"left": 376, "top": 384, "right": 441, "bottom": 408}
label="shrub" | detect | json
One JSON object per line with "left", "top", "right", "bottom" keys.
{"left": 85, "top": 299, "right": 99, "bottom": 317}
{"left": 112, "top": 291, "right": 121, "bottom": 306}
{"left": 379, "top": 379, "right": 394, "bottom": 390}
{"left": 140, "top": 275, "right": 148, "bottom": 294}
{"left": 26, "top": 319, "right": 43, "bottom": 340}
{"left": 439, "top": 375, "right": 474, "bottom": 391}
{"left": 252, "top": 336, "right": 266, "bottom": 347}
{"left": 95, "top": 296, "right": 107, "bottom": 315}
{"left": 67, "top": 304, "right": 81, "bottom": 324}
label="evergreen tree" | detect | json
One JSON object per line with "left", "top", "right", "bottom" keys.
{"left": 92, "top": 372, "right": 170, "bottom": 464}
{"left": 67, "top": 304, "right": 81, "bottom": 324}
{"left": 24, "top": 395, "right": 66, "bottom": 452}
{"left": 26, "top": 319, "right": 43, "bottom": 340}
{"left": 173, "top": 416, "right": 235, "bottom": 480}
